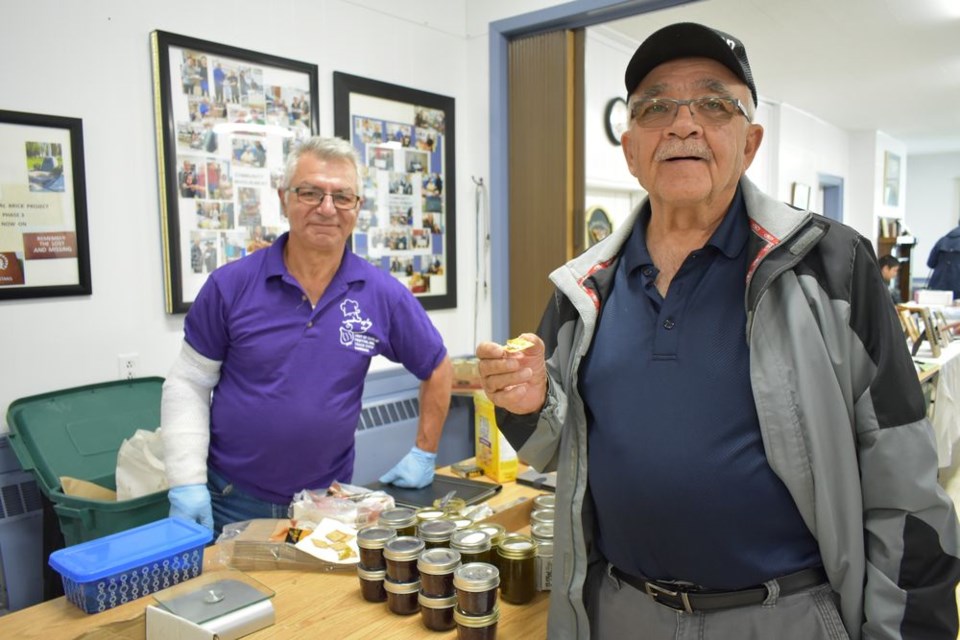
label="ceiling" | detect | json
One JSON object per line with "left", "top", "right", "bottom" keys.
{"left": 602, "top": 0, "right": 960, "bottom": 154}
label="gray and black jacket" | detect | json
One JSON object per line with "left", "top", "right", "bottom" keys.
{"left": 500, "top": 177, "right": 960, "bottom": 639}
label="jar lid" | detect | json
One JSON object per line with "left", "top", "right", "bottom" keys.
{"left": 356, "top": 525, "right": 397, "bottom": 549}
{"left": 531, "top": 522, "right": 554, "bottom": 541}
{"left": 532, "top": 493, "right": 555, "bottom": 510}
{"left": 453, "top": 604, "right": 501, "bottom": 627}
{"left": 453, "top": 562, "right": 500, "bottom": 591}
{"left": 379, "top": 507, "right": 417, "bottom": 528}
{"left": 530, "top": 508, "right": 555, "bottom": 524}
{"left": 497, "top": 533, "right": 538, "bottom": 559}
{"left": 383, "top": 536, "right": 426, "bottom": 561}
{"left": 356, "top": 566, "right": 386, "bottom": 580}
{"left": 443, "top": 515, "right": 474, "bottom": 530}
{"left": 418, "top": 547, "right": 461, "bottom": 573}
{"left": 450, "top": 529, "right": 491, "bottom": 552}
{"left": 465, "top": 523, "right": 506, "bottom": 545}
{"left": 418, "top": 592, "right": 457, "bottom": 608}
{"left": 383, "top": 578, "right": 421, "bottom": 594}
{"left": 418, "top": 519, "right": 457, "bottom": 542}
{"left": 415, "top": 507, "right": 446, "bottom": 522}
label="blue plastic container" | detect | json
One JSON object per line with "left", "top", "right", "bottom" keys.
{"left": 49, "top": 517, "right": 212, "bottom": 613}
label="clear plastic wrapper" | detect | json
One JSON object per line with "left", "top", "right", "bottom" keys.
{"left": 289, "top": 482, "right": 395, "bottom": 527}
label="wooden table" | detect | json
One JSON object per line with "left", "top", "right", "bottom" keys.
{"left": 0, "top": 465, "right": 550, "bottom": 639}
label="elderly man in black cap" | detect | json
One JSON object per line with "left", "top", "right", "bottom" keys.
{"left": 476, "top": 22, "right": 960, "bottom": 640}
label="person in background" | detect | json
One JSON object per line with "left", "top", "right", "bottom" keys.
{"left": 162, "top": 136, "right": 453, "bottom": 535}
{"left": 476, "top": 22, "right": 960, "bottom": 640}
{"left": 927, "top": 220, "right": 960, "bottom": 300}
{"left": 878, "top": 254, "right": 901, "bottom": 303}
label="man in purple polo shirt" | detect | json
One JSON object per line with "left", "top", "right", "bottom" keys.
{"left": 161, "top": 136, "right": 452, "bottom": 534}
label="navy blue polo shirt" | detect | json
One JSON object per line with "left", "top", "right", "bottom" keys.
{"left": 580, "top": 189, "right": 820, "bottom": 590}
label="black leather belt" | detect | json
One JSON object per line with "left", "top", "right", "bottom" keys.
{"left": 611, "top": 566, "right": 828, "bottom": 614}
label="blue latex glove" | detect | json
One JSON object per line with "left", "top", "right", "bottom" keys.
{"left": 168, "top": 483, "right": 214, "bottom": 530}
{"left": 379, "top": 446, "right": 437, "bottom": 489}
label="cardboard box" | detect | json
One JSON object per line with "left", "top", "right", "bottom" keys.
{"left": 473, "top": 391, "right": 518, "bottom": 483}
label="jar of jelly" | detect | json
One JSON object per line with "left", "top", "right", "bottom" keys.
{"left": 536, "top": 541, "right": 553, "bottom": 591}
{"left": 450, "top": 528, "right": 493, "bottom": 566}
{"left": 496, "top": 533, "right": 538, "bottom": 604}
{"left": 530, "top": 508, "right": 555, "bottom": 527}
{"left": 384, "top": 578, "right": 421, "bottom": 615}
{"left": 418, "top": 547, "right": 461, "bottom": 597}
{"left": 418, "top": 592, "right": 457, "bottom": 631}
{"left": 530, "top": 521, "right": 554, "bottom": 545}
{"left": 443, "top": 514, "right": 474, "bottom": 530}
{"left": 434, "top": 496, "right": 467, "bottom": 514}
{"left": 419, "top": 519, "right": 458, "bottom": 549}
{"left": 465, "top": 523, "right": 506, "bottom": 560}
{"left": 379, "top": 507, "right": 418, "bottom": 537}
{"left": 357, "top": 566, "right": 388, "bottom": 602}
{"left": 356, "top": 525, "right": 397, "bottom": 571}
{"left": 383, "top": 536, "right": 426, "bottom": 584}
{"left": 453, "top": 604, "right": 500, "bottom": 640}
{"left": 453, "top": 562, "right": 500, "bottom": 616}
{"left": 532, "top": 493, "right": 555, "bottom": 511}
{"left": 416, "top": 507, "right": 446, "bottom": 526}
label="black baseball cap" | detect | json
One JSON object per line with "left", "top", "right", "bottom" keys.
{"left": 624, "top": 22, "right": 758, "bottom": 106}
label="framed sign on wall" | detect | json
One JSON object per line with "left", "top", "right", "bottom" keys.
{"left": 0, "top": 109, "right": 91, "bottom": 300}
{"left": 333, "top": 72, "right": 457, "bottom": 311}
{"left": 151, "top": 30, "right": 319, "bottom": 313}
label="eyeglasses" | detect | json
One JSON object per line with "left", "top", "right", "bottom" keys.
{"left": 287, "top": 187, "right": 360, "bottom": 210}
{"left": 628, "top": 96, "right": 750, "bottom": 128}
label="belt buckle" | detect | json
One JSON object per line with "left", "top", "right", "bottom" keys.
{"left": 644, "top": 581, "right": 694, "bottom": 614}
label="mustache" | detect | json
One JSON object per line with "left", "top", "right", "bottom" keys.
{"left": 655, "top": 143, "right": 713, "bottom": 162}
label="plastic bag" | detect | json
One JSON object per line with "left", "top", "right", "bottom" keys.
{"left": 289, "top": 482, "right": 395, "bottom": 528}
{"left": 115, "top": 427, "right": 168, "bottom": 500}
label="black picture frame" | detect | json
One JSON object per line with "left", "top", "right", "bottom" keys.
{"left": 0, "top": 109, "right": 91, "bottom": 300}
{"left": 151, "top": 30, "right": 319, "bottom": 314}
{"left": 333, "top": 72, "right": 457, "bottom": 311}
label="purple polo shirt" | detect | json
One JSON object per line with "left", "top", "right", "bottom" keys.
{"left": 184, "top": 233, "right": 447, "bottom": 503}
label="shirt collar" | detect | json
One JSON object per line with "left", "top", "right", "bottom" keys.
{"left": 622, "top": 185, "right": 748, "bottom": 274}
{"left": 264, "top": 232, "right": 367, "bottom": 284}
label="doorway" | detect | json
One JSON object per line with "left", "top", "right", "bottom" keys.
{"left": 818, "top": 173, "right": 844, "bottom": 222}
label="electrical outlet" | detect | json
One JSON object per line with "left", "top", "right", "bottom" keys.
{"left": 117, "top": 353, "right": 139, "bottom": 380}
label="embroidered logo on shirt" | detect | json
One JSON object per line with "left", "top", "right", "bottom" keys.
{"left": 339, "top": 298, "right": 377, "bottom": 353}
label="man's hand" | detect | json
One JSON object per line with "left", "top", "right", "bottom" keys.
{"left": 476, "top": 332, "right": 548, "bottom": 415}
{"left": 379, "top": 446, "right": 437, "bottom": 488}
{"left": 168, "top": 484, "right": 214, "bottom": 529}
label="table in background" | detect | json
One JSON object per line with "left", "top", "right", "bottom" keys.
{"left": 913, "top": 340, "right": 960, "bottom": 469}
{"left": 0, "top": 464, "right": 550, "bottom": 640}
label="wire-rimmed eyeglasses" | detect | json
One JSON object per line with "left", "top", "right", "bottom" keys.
{"left": 629, "top": 96, "right": 750, "bottom": 128}
{"left": 286, "top": 187, "right": 361, "bottom": 210}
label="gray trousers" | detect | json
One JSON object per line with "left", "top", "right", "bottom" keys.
{"left": 585, "top": 562, "right": 850, "bottom": 640}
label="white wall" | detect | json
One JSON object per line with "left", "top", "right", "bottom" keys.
{"left": 906, "top": 152, "right": 960, "bottom": 284}
{"left": 0, "top": 0, "right": 555, "bottom": 430}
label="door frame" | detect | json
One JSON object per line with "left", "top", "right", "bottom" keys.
{"left": 488, "top": 0, "right": 693, "bottom": 340}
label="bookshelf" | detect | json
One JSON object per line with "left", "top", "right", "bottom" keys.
{"left": 877, "top": 216, "right": 915, "bottom": 303}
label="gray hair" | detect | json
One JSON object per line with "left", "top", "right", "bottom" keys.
{"left": 281, "top": 136, "right": 361, "bottom": 193}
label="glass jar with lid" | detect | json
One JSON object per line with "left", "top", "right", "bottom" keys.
{"left": 383, "top": 577, "right": 421, "bottom": 615}
{"left": 465, "top": 523, "right": 506, "bottom": 570}
{"left": 418, "top": 592, "right": 457, "bottom": 631}
{"left": 453, "top": 603, "right": 500, "bottom": 640}
{"left": 415, "top": 507, "right": 446, "bottom": 526}
{"left": 417, "top": 547, "right": 461, "bottom": 597}
{"left": 356, "top": 566, "right": 388, "bottom": 602}
{"left": 532, "top": 493, "right": 555, "bottom": 511}
{"left": 496, "top": 533, "right": 538, "bottom": 604}
{"left": 536, "top": 541, "right": 553, "bottom": 591}
{"left": 530, "top": 508, "right": 555, "bottom": 527}
{"left": 378, "top": 507, "right": 418, "bottom": 537}
{"left": 453, "top": 562, "right": 500, "bottom": 616}
{"left": 450, "top": 528, "right": 493, "bottom": 566}
{"left": 356, "top": 525, "right": 397, "bottom": 571}
{"left": 418, "top": 518, "right": 457, "bottom": 549}
{"left": 383, "top": 536, "right": 425, "bottom": 584}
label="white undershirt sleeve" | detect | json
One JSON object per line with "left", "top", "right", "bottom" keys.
{"left": 161, "top": 341, "right": 221, "bottom": 487}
